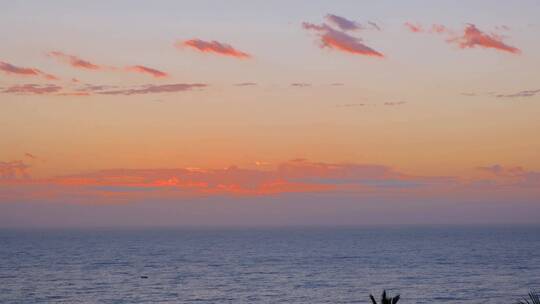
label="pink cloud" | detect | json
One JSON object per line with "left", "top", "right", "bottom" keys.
{"left": 404, "top": 22, "right": 423, "bottom": 33}
{"left": 178, "top": 39, "right": 251, "bottom": 59}
{"left": 0, "top": 61, "right": 58, "bottom": 80}
{"left": 126, "top": 65, "right": 169, "bottom": 78}
{"left": 454, "top": 24, "right": 521, "bottom": 54}
{"left": 2, "top": 84, "right": 63, "bottom": 95}
{"left": 303, "top": 19, "right": 384, "bottom": 57}
{"left": 47, "top": 51, "right": 102, "bottom": 70}
{"left": 405, "top": 23, "right": 520, "bottom": 54}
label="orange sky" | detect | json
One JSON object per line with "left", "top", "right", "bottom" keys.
{"left": 1, "top": 1, "right": 539, "bottom": 226}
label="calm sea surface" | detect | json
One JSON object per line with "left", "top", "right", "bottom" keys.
{"left": 0, "top": 226, "right": 539, "bottom": 303}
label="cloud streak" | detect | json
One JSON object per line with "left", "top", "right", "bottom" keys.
{"left": 47, "top": 51, "right": 102, "bottom": 70}
{"left": 96, "top": 83, "right": 207, "bottom": 95}
{"left": 47, "top": 51, "right": 170, "bottom": 78}
{"left": 0, "top": 61, "right": 58, "bottom": 80}
{"left": 2, "top": 84, "right": 63, "bottom": 95}
{"left": 126, "top": 65, "right": 169, "bottom": 78}
{"left": 179, "top": 39, "right": 251, "bottom": 59}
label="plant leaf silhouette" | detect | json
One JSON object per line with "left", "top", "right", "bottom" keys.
{"left": 369, "top": 290, "right": 400, "bottom": 304}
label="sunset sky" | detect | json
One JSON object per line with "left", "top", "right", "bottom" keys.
{"left": 1, "top": 1, "right": 539, "bottom": 227}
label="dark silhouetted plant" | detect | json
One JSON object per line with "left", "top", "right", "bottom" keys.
{"left": 369, "top": 290, "right": 400, "bottom": 304}
{"left": 516, "top": 291, "right": 540, "bottom": 304}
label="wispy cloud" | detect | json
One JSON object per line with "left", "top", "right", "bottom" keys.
{"left": 496, "top": 89, "right": 540, "bottom": 98}
{"left": 2, "top": 84, "right": 63, "bottom": 95}
{"left": 384, "top": 101, "right": 407, "bottom": 106}
{"left": 0, "top": 61, "right": 58, "bottom": 80}
{"left": 303, "top": 15, "right": 384, "bottom": 57}
{"left": 47, "top": 51, "right": 102, "bottom": 70}
{"left": 126, "top": 65, "right": 169, "bottom": 78}
{"left": 178, "top": 39, "right": 251, "bottom": 59}
{"left": 291, "top": 83, "right": 311, "bottom": 87}
{"left": 404, "top": 22, "right": 423, "bottom": 33}
{"left": 96, "top": 83, "right": 207, "bottom": 95}
{"left": 234, "top": 82, "right": 257, "bottom": 87}
{"left": 48, "top": 51, "right": 170, "bottom": 78}
{"left": 336, "top": 103, "right": 366, "bottom": 108}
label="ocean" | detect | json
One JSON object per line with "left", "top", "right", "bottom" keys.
{"left": 0, "top": 226, "right": 539, "bottom": 303}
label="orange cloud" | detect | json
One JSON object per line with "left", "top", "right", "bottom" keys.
{"left": 0, "top": 61, "right": 58, "bottom": 80}
{"left": 303, "top": 19, "right": 384, "bottom": 57}
{"left": 2, "top": 84, "right": 62, "bottom": 95}
{"left": 126, "top": 65, "right": 169, "bottom": 78}
{"left": 454, "top": 24, "right": 521, "bottom": 54}
{"left": 178, "top": 39, "right": 251, "bottom": 59}
{"left": 47, "top": 51, "right": 102, "bottom": 70}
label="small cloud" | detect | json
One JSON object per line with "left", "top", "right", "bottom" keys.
{"left": 97, "top": 83, "right": 207, "bottom": 95}
{"left": 404, "top": 22, "right": 423, "bottom": 33}
{"left": 383, "top": 101, "right": 406, "bottom": 106}
{"left": 303, "top": 18, "right": 384, "bottom": 57}
{"left": 461, "top": 92, "right": 477, "bottom": 96}
{"left": 0, "top": 61, "right": 58, "bottom": 80}
{"left": 2, "top": 84, "right": 63, "bottom": 95}
{"left": 126, "top": 65, "right": 169, "bottom": 78}
{"left": 330, "top": 83, "right": 345, "bottom": 86}
{"left": 431, "top": 24, "right": 450, "bottom": 34}
{"left": 291, "top": 83, "right": 311, "bottom": 87}
{"left": 24, "top": 153, "right": 37, "bottom": 160}
{"left": 178, "top": 39, "right": 251, "bottom": 59}
{"left": 453, "top": 24, "right": 521, "bottom": 54}
{"left": 47, "top": 51, "right": 102, "bottom": 70}
{"left": 234, "top": 82, "right": 257, "bottom": 87}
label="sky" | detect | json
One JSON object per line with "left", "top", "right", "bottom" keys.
{"left": 1, "top": 0, "right": 539, "bottom": 227}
